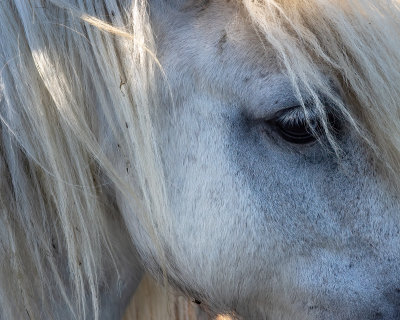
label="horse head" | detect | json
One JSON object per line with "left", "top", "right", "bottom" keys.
{"left": 1, "top": 0, "right": 400, "bottom": 319}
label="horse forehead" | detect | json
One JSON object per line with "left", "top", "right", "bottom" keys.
{"left": 154, "top": 0, "right": 282, "bottom": 105}
{"left": 157, "top": 0, "right": 262, "bottom": 51}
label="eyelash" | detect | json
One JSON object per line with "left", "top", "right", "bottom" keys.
{"left": 275, "top": 106, "right": 316, "bottom": 126}
{"left": 268, "top": 106, "right": 339, "bottom": 145}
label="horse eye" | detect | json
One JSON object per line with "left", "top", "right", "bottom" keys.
{"left": 273, "top": 107, "right": 321, "bottom": 144}
{"left": 275, "top": 118, "right": 317, "bottom": 144}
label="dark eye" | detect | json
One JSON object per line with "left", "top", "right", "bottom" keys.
{"left": 275, "top": 116, "right": 317, "bottom": 144}
{"left": 273, "top": 106, "right": 326, "bottom": 145}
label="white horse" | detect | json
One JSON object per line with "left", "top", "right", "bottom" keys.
{"left": 1, "top": 0, "right": 400, "bottom": 319}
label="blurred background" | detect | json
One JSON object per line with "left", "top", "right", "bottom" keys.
{"left": 123, "top": 274, "right": 232, "bottom": 320}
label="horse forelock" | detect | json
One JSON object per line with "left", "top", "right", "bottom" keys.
{"left": 244, "top": 0, "right": 400, "bottom": 188}
{"left": 1, "top": 0, "right": 400, "bottom": 319}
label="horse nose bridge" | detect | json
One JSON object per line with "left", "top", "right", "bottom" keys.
{"left": 280, "top": 248, "right": 400, "bottom": 313}
{"left": 271, "top": 253, "right": 400, "bottom": 319}
{"left": 383, "top": 285, "right": 400, "bottom": 313}
{"left": 334, "top": 175, "right": 400, "bottom": 254}
{"left": 360, "top": 287, "right": 400, "bottom": 320}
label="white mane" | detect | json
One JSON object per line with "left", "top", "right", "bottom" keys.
{"left": 1, "top": 0, "right": 400, "bottom": 319}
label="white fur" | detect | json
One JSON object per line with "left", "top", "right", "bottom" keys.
{"left": 1, "top": 0, "right": 400, "bottom": 319}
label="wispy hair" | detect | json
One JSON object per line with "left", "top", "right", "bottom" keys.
{"left": 1, "top": 0, "right": 400, "bottom": 319}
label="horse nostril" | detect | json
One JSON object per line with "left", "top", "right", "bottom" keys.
{"left": 374, "top": 311, "right": 383, "bottom": 319}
